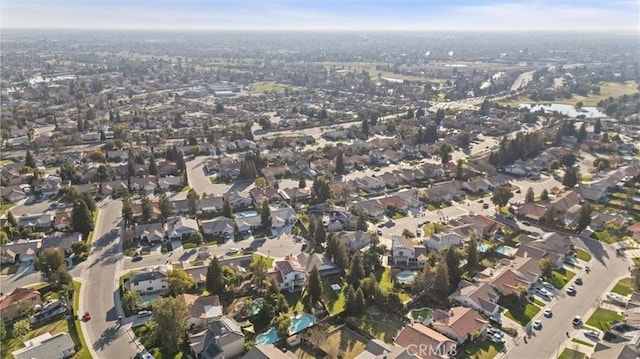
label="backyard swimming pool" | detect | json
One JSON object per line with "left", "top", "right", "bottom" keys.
{"left": 234, "top": 210, "right": 258, "bottom": 218}
{"left": 496, "top": 246, "right": 517, "bottom": 257}
{"left": 477, "top": 243, "right": 489, "bottom": 253}
{"left": 409, "top": 307, "right": 433, "bottom": 324}
{"left": 291, "top": 313, "right": 314, "bottom": 334}
{"left": 256, "top": 327, "right": 280, "bottom": 345}
{"left": 396, "top": 270, "right": 417, "bottom": 283}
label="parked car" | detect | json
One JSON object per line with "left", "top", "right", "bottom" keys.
{"left": 572, "top": 316, "right": 582, "bottom": 325}
{"left": 132, "top": 255, "right": 143, "bottom": 262}
{"left": 522, "top": 221, "right": 531, "bottom": 226}
{"left": 535, "top": 287, "right": 552, "bottom": 298}
{"left": 542, "top": 282, "right": 554, "bottom": 290}
{"left": 490, "top": 334, "right": 505, "bottom": 344}
{"left": 483, "top": 203, "right": 489, "bottom": 209}
{"left": 82, "top": 312, "right": 91, "bottom": 321}
{"left": 138, "top": 310, "right": 152, "bottom": 317}
{"left": 584, "top": 330, "right": 600, "bottom": 339}
{"left": 567, "top": 286, "right": 576, "bottom": 295}
{"left": 533, "top": 320, "right": 542, "bottom": 330}
{"left": 543, "top": 309, "right": 553, "bottom": 317}
{"left": 226, "top": 248, "right": 239, "bottom": 255}
{"left": 575, "top": 278, "right": 583, "bottom": 285}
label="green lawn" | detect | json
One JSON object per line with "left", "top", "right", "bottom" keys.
{"left": 250, "top": 82, "right": 302, "bottom": 94}
{"left": 0, "top": 263, "right": 19, "bottom": 275}
{"left": 549, "top": 268, "right": 576, "bottom": 289}
{"left": 504, "top": 303, "right": 541, "bottom": 326}
{"left": 591, "top": 230, "right": 623, "bottom": 244}
{"left": 0, "top": 203, "right": 15, "bottom": 214}
{"left": 132, "top": 323, "right": 185, "bottom": 359}
{"left": 72, "top": 281, "right": 91, "bottom": 359}
{"left": 586, "top": 307, "right": 624, "bottom": 332}
{"left": 319, "top": 328, "right": 368, "bottom": 359}
{"left": 571, "top": 338, "right": 595, "bottom": 348}
{"left": 533, "top": 298, "right": 545, "bottom": 307}
{"left": 252, "top": 253, "right": 274, "bottom": 268}
{"left": 1, "top": 318, "right": 71, "bottom": 358}
{"left": 611, "top": 277, "right": 634, "bottom": 296}
{"left": 353, "top": 310, "right": 405, "bottom": 343}
{"left": 323, "top": 278, "right": 346, "bottom": 315}
{"left": 558, "top": 348, "right": 586, "bottom": 359}
{"left": 456, "top": 340, "right": 501, "bottom": 359}
{"left": 375, "top": 268, "right": 412, "bottom": 302}
{"left": 575, "top": 249, "right": 592, "bottom": 262}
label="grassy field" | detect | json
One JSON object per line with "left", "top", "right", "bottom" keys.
{"left": 611, "top": 277, "right": 634, "bottom": 296}
{"left": 586, "top": 307, "right": 624, "bottom": 332}
{"left": 252, "top": 253, "right": 274, "bottom": 268}
{"left": 549, "top": 268, "right": 576, "bottom": 289}
{"left": 504, "top": 302, "right": 541, "bottom": 326}
{"left": 319, "top": 62, "right": 447, "bottom": 84}
{"left": 353, "top": 309, "right": 405, "bottom": 343}
{"left": 376, "top": 267, "right": 411, "bottom": 302}
{"left": 1, "top": 318, "right": 71, "bottom": 358}
{"left": 498, "top": 81, "right": 639, "bottom": 107}
{"left": 323, "top": 277, "right": 346, "bottom": 315}
{"left": 456, "top": 339, "right": 501, "bottom": 359}
{"left": 575, "top": 249, "right": 592, "bottom": 262}
{"left": 558, "top": 348, "right": 586, "bottom": 359}
{"left": 249, "top": 82, "right": 303, "bottom": 94}
{"left": 571, "top": 338, "right": 595, "bottom": 348}
{"left": 0, "top": 203, "right": 15, "bottom": 214}
{"left": 320, "top": 328, "right": 368, "bottom": 359}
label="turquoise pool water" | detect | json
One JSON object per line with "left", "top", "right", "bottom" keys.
{"left": 234, "top": 210, "right": 258, "bottom": 218}
{"left": 397, "top": 270, "right": 417, "bottom": 283}
{"left": 251, "top": 298, "right": 265, "bottom": 316}
{"left": 140, "top": 293, "right": 161, "bottom": 306}
{"left": 477, "top": 243, "right": 489, "bottom": 253}
{"left": 496, "top": 246, "right": 517, "bottom": 256}
{"left": 256, "top": 327, "right": 280, "bottom": 345}
{"left": 290, "top": 313, "right": 314, "bottom": 334}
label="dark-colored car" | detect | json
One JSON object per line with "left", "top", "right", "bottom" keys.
{"left": 82, "top": 312, "right": 91, "bottom": 321}
{"left": 575, "top": 277, "right": 583, "bottom": 285}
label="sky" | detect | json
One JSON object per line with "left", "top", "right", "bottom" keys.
{"left": 2, "top": 0, "right": 639, "bottom": 31}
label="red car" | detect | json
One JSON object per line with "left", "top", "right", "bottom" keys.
{"left": 82, "top": 312, "right": 91, "bottom": 321}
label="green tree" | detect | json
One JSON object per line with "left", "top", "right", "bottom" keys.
{"left": 562, "top": 167, "right": 580, "bottom": 188}
{"left": 491, "top": 184, "right": 514, "bottom": 207}
{"left": 260, "top": 199, "right": 271, "bottom": 229}
{"left": 541, "top": 188, "right": 550, "bottom": 201}
{"left": 576, "top": 203, "right": 593, "bottom": 232}
{"left": 273, "top": 313, "right": 291, "bottom": 340}
{"left": 439, "top": 142, "right": 452, "bottom": 164}
{"left": 254, "top": 177, "right": 267, "bottom": 189}
{"left": 434, "top": 262, "right": 450, "bottom": 302}
{"left": 167, "top": 268, "right": 195, "bottom": 295}
{"left": 122, "top": 194, "right": 133, "bottom": 224}
{"left": 72, "top": 200, "right": 94, "bottom": 235}
{"left": 326, "top": 234, "right": 349, "bottom": 269}
{"left": 82, "top": 192, "right": 97, "bottom": 213}
{"left": 335, "top": 150, "right": 345, "bottom": 175}
{"left": 25, "top": 150, "right": 36, "bottom": 168}
{"left": 361, "top": 118, "right": 370, "bottom": 138}
{"left": 577, "top": 122, "right": 587, "bottom": 143}
{"left": 206, "top": 257, "right": 225, "bottom": 294}
{"left": 594, "top": 118, "right": 602, "bottom": 134}
{"left": 122, "top": 290, "right": 141, "bottom": 313}
{"left": 0, "top": 318, "right": 6, "bottom": 341}
{"left": 354, "top": 287, "right": 366, "bottom": 315}
{"left": 445, "top": 248, "right": 461, "bottom": 291}
{"left": 298, "top": 172, "right": 306, "bottom": 189}
{"left": 344, "top": 285, "right": 357, "bottom": 315}
{"left": 525, "top": 187, "right": 535, "bottom": 203}
{"left": 12, "top": 319, "right": 31, "bottom": 337}
{"left": 314, "top": 223, "right": 326, "bottom": 247}
{"left": 71, "top": 241, "right": 89, "bottom": 256}
{"left": 435, "top": 108, "right": 445, "bottom": 126}
{"left": 456, "top": 159, "right": 464, "bottom": 180}
{"left": 152, "top": 296, "right": 189, "bottom": 354}
{"left": 6, "top": 210, "right": 17, "bottom": 228}
{"left": 539, "top": 258, "right": 553, "bottom": 278}
{"left": 250, "top": 256, "right": 269, "bottom": 287}
{"left": 347, "top": 253, "right": 365, "bottom": 289}
{"left": 141, "top": 193, "right": 153, "bottom": 223}
{"left": 148, "top": 154, "right": 158, "bottom": 176}
{"left": 187, "top": 189, "right": 199, "bottom": 216}
{"left": 311, "top": 176, "right": 331, "bottom": 204}
{"left": 222, "top": 198, "right": 232, "bottom": 218}
{"left": 356, "top": 211, "right": 368, "bottom": 231}
{"left": 159, "top": 192, "right": 172, "bottom": 220}
{"left": 307, "top": 265, "right": 323, "bottom": 308}
{"left": 467, "top": 239, "right": 478, "bottom": 269}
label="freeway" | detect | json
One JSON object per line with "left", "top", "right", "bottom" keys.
{"left": 503, "top": 237, "right": 629, "bottom": 359}
{"left": 80, "top": 200, "right": 138, "bottom": 359}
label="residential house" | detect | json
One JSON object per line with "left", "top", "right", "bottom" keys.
{"left": 158, "top": 176, "right": 185, "bottom": 191}
{"left": 280, "top": 187, "right": 311, "bottom": 203}
{"left": 167, "top": 217, "right": 200, "bottom": 241}
{"left": 454, "top": 281, "right": 502, "bottom": 323}
{"left": 269, "top": 255, "right": 305, "bottom": 292}
{"left": 200, "top": 218, "right": 235, "bottom": 238}
{"left": 391, "top": 235, "right": 416, "bottom": 267}
{"left": 378, "top": 195, "right": 411, "bottom": 214}
{"left": 100, "top": 180, "right": 128, "bottom": 197}
{"left": 394, "top": 323, "right": 457, "bottom": 359}
{"left": 354, "top": 199, "right": 386, "bottom": 220}
{"left": 577, "top": 182, "right": 608, "bottom": 202}
{"left": 2, "top": 239, "right": 40, "bottom": 263}
{"left": 40, "top": 176, "right": 64, "bottom": 198}
{"left": 12, "top": 332, "right": 76, "bottom": 359}
{"left": 126, "top": 266, "right": 169, "bottom": 295}
{"left": 135, "top": 222, "right": 165, "bottom": 243}
{"left": 590, "top": 211, "right": 627, "bottom": 231}
{"left": 41, "top": 232, "right": 82, "bottom": 255}
{"left": 18, "top": 213, "right": 53, "bottom": 231}
{"left": 628, "top": 222, "right": 640, "bottom": 240}
{"left": 235, "top": 215, "right": 262, "bottom": 235}
{"left": 53, "top": 208, "right": 73, "bottom": 231}
{"left": 516, "top": 203, "right": 547, "bottom": 222}
{"left": 336, "top": 230, "right": 371, "bottom": 252}
{"left": 226, "top": 191, "right": 252, "bottom": 210}
{"left": 2, "top": 187, "right": 26, "bottom": 203}
{"left": 431, "top": 307, "right": 488, "bottom": 344}
{"left": 295, "top": 252, "right": 340, "bottom": 277}
{"left": 183, "top": 294, "right": 223, "bottom": 328}
{"left": 425, "top": 181, "right": 465, "bottom": 203}
{"left": 188, "top": 316, "right": 245, "bottom": 359}
{"left": 0, "top": 287, "right": 42, "bottom": 322}
{"left": 354, "top": 176, "right": 386, "bottom": 193}
{"left": 354, "top": 339, "right": 412, "bottom": 359}
{"left": 425, "top": 232, "right": 464, "bottom": 252}
{"left": 157, "top": 161, "right": 178, "bottom": 176}
{"left": 462, "top": 179, "right": 493, "bottom": 194}
{"left": 250, "top": 187, "right": 282, "bottom": 207}
{"left": 487, "top": 268, "right": 532, "bottom": 296}
{"left": 199, "top": 196, "right": 225, "bottom": 214}
{"left": 130, "top": 176, "right": 158, "bottom": 194}
{"left": 270, "top": 208, "right": 298, "bottom": 233}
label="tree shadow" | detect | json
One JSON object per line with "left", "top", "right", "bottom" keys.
{"left": 92, "top": 324, "right": 124, "bottom": 351}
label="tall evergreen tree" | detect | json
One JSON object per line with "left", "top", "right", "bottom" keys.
{"left": 445, "top": 248, "right": 461, "bottom": 291}
{"left": 335, "top": 150, "right": 345, "bottom": 175}
{"left": 82, "top": 192, "right": 96, "bottom": 213}
{"left": 187, "top": 189, "right": 199, "bottom": 216}
{"left": 347, "top": 253, "right": 365, "bottom": 289}
{"left": 159, "top": 192, "right": 172, "bottom": 221}
{"left": 434, "top": 262, "right": 450, "bottom": 302}
{"left": 260, "top": 200, "right": 271, "bottom": 229}
{"left": 122, "top": 194, "right": 133, "bottom": 224}
{"left": 435, "top": 108, "right": 445, "bottom": 126}
{"left": 222, "top": 198, "right": 232, "bottom": 218}
{"left": 72, "top": 200, "right": 93, "bottom": 234}
{"left": 576, "top": 203, "right": 593, "bottom": 232}
{"left": 594, "top": 118, "right": 602, "bottom": 134}
{"left": 206, "top": 257, "right": 225, "bottom": 294}
{"left": 314, "top": 222, "right": 326, "bottom": 246}
{"left": 25, "top": 150, "right": 36, "bottom": 168}
{"left": 307, "top": 266, "right": 323, "bottom": 308}
{"left": 467, "top": 239, "right": 478, "bottom": 269}
{"left": 298, "top": 172, "right": 306, "bottom": 189}
{"left": 525, "top": 187, "right": 535, "bottom": 203}
{"left": 148, "top": 154, "right": 158, "bottom": 175}
{"left": 6, "top": 211, "right": 17, "bottom": 228}
{"left": 577, "top": 122, "right": 587, "bottom": 143}
{"left": 141, "top": 193, "right": 153, "bottom": 223}
{"left": 562, "top": 167, "right": 580, "bottom": 188}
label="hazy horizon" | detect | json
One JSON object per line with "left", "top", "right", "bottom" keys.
{"left": 2, "top": 0, "right": 639, "bottom": 32}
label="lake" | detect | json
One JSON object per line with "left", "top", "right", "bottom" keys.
{"left": 519, "top": 103, "right": 605, "bottom": 118}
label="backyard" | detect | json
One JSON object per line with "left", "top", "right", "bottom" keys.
{"left": 376, "top": 267, "right": 412, "bottom": 302}
{"left": 611, "top": 277, "right": 634, "bottom": 296}
{"left": 586, "top": 307, "right": 624, "bottom": 332}
{"left": 323, "top": 276, "right": 346, "bottom": 315}
{"left": 319, "top": 327, "right": 368, "bottom": 359}
{"left": 352, "top": 307, "right": 405, "bottom": 343}
{"left": 132, "top": 323, "right": 186, "bottom": 359}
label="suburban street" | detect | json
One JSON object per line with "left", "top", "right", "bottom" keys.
{"left": 79, "top": 199, "right": 138, "bottom": 359}
{"left": 503, "top": 237, "right": 630, "bottom": 359}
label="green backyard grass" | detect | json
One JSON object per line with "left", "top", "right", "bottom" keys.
{"left": 611, "top": 278, "right": 634, "bottom": 296}
{"left": 586, "top": 308, "right": 624, "bottom": 332}
{"left": 320, "top": 328, "right": 368, "bottom": 359}
{"left": 354, "top": 310, "right": 405, "bottom": 343}
{"left": 457, "top": 339, "right": 501, "bottom": 359}
{"left": 0, "top": 203, "right": 15, "bottom": 214}
{"left": 323, "top": 279, "right": 346, "bottom": 315}
{"left": 504, "top": 303, "right": 541, "bottom": 326}
{"left": 376, "top": 268, "right": 411, "bottom": 302}
{"left": 252, "top": 253, "right": 274, "bottom": 268}
{"left": 549, "top": 268, "right": 576, "bottom": 289}
{"left": 571, "top": 338, "right": 595, "bottom": 348}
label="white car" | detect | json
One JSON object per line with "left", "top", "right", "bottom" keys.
{"left": 536, "top": 287, "right": 552, "bottom": 298}
{"left": 584, "top": 330, "right": 599, "bottom": 339}
{"left": 533, "top": 320, "right": 542, "bottom": 330}
{"left": 572, "top": 316, "right": 582, "bottom": 325}
{"left": 567, "top": 286, "right": 576, "bottom": 295}
{"left": 490, "top": 334, "right": 505, "bottom": 344}
{"left": 542, "top": 282, "right": 554, "bottom": 290}
{"left": 137, "top": 310, "right": 152, "bottom": 317}
{"left": 226, "top": 248, "right": 239, "bottom": 255}
{"left": 543, "top": 309, "right": 553, "bottom": 317}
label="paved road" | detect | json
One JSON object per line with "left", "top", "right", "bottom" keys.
{"left": 80, "top": 200, "right": 137, "bottom": 359}
{"left": 504, "top": 237, "right": 629, "bottom": 359}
